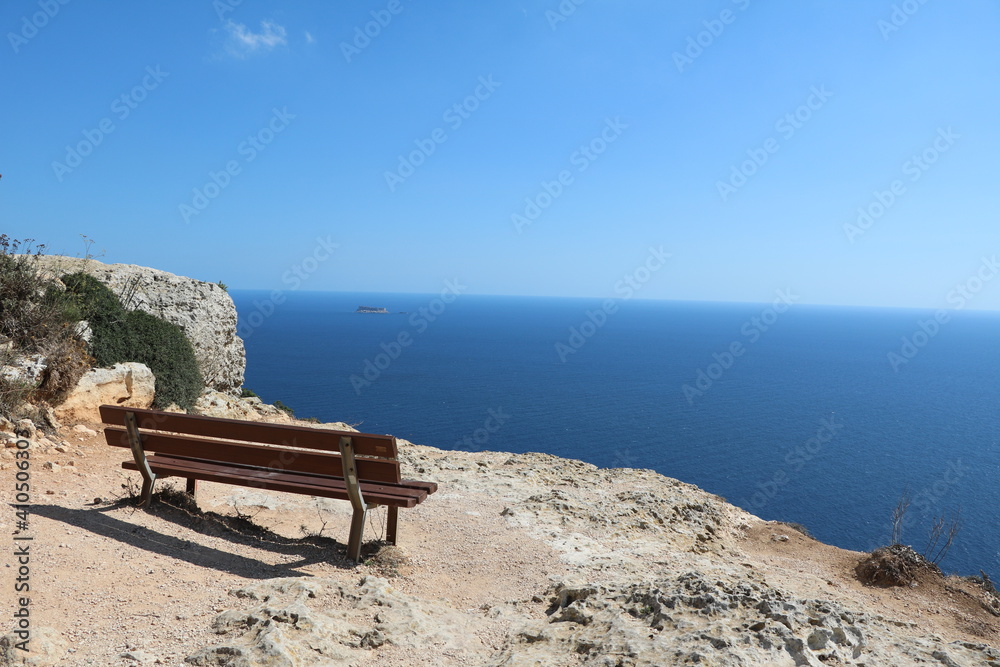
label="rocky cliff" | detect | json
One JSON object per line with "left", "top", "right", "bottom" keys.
{"left": 173, "top": 445, "right": 1000, "bottom": 666}
{"left": 35, "top": 256, "right": 245, "bottom": 394}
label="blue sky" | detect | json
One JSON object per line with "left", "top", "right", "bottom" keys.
{"left": 2, "top": 0, "right": 999, "bottom": 308}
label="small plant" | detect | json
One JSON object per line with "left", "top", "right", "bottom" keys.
{"left": 240, "top": 387, "right": 258, "bottom": 398}
{"left": 299, "top": 505, "right": 330, "bottom": 539}
{"left": 273, "top": 400, "right": 295, "bottom": 416}
{"left": 885, "top": 488, "right": 961, "bottom": 566}
{"left": 232, "top": 502, "right": 263, "bottom": 523}
{"left": 216, "top": 281, "right": 228, "bottom": 292}
{"left": 77, "top": 234, "right": 104, "bottom": 263}
{"left": 923, "top": 509, "right": 961, "bottom": 566}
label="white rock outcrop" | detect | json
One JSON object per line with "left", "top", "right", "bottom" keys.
{"left": 171, "top": 445, "right": 1000, "bottom": 666}
{"left": 53, "top": 362, "right": 155, "bottom": 424}
{"left": 35, "top": 256, "right": 245, "bottom": 394}
{"left": 194, "top": 390, "right": 293, "bottom": 422}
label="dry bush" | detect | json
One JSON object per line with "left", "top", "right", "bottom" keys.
{"left": 0, "top": 362, "right": 35, "bottom": 420}
{"left": 855, "top": 544, "right": 941, "bottom": 587}
{"left": 34, "top": 335, "right": 92, "bottom": 403}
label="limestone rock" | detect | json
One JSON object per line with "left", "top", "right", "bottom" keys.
{"left": 14, "top": 419, "right": 36, "bottom": 439}
{"left": 0, "top": 627, "right": 68, "bottom": 666}
{"left": 39, "top": 407, "right": 60, "bottom": 431}
{"left": 35, "top": 256, "right": 245, "bottom": 394}
{"left": 183, "top": 565, "right": 1000, "bottom": 666}
{"left": 0, "top": 354, "right": 46, "bottom": 386}
{"left": 53, "top": 362, "right": 154, "bottom": 424}
{"left": 188, "top": 576, "right": 488, "bottom": 665}
{"left": 194, "top": 391, "right": 293, "bottom": 422}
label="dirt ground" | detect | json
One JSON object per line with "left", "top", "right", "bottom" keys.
{"left": 2, "top": 418, "right": 998, "bottom": 665}
{"left": 2, "top": 421, "right": 570, "bottom": 665}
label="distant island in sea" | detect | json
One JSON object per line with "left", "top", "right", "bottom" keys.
{"left": 355, "top": 306, "right": 389, "bottom": 314}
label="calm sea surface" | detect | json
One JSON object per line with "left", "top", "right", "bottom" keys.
{"left": 232, "top": 290, "right": 1000, "bottom": 577}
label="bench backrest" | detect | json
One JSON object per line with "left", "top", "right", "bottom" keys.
{"left": 99, "top": 405, "right": 402, "bottom": 484}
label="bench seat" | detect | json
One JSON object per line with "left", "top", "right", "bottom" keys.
{"left": 100, "top": 404, "right": 437, "bottom": 561}
{"left": 122, "top": 455, "right": 431, "bottom": 507}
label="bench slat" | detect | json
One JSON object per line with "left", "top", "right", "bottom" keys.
{"left": 131, "top": 453, "right": 432, "bottom": 501}
{"left": 105, "top": 427, "right": 402, "bottom": 484}
{"left": 124, "top": 456, "right": 424, "bottom": 507}
{"left": 99, "top": 405, "right": 396, "bottom": 458}
{"left": 402, "top": 480, "right": 439, "bottom": 494}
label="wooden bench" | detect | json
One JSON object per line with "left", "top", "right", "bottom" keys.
{"left": 99, "top": 405, "right": 437, "bottom": 561}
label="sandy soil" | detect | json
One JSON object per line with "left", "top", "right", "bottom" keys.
{"left": 2, "top": 418, "right": 998, "bottom": 666}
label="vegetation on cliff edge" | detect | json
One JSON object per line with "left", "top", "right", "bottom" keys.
{"left": 0, "top": 238, "right": 204, "bottom": 416}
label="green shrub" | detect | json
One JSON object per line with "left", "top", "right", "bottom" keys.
{"left": 240, "top": 387, "right": 258, "bottom": 398}
{"left": 60, "top": 273, "right": 124, "bottom": 326}
{"left": 124, "top": 310, "right": 202, "bottom": 410}
{"left": 273, "top": 400, "right": 294, "bottom": 416}
{"left": 62, "top": 272, "right": 203, "bottom": 410}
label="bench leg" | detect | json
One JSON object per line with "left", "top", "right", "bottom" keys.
{"left": 348, "top": 506, "right": 367, "bottom": 562}
{"left": 139, "top": 474, "right": 157, "bottom": 508}
{"left": 386, "top": 506, "right": 399, "bottom": 545}
{"left": 186, "top": 478, "right": 199, "bottom": 502}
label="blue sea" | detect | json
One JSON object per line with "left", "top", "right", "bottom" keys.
{"left": 232, "top": 290, "right": 1000, "bottom": 578}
